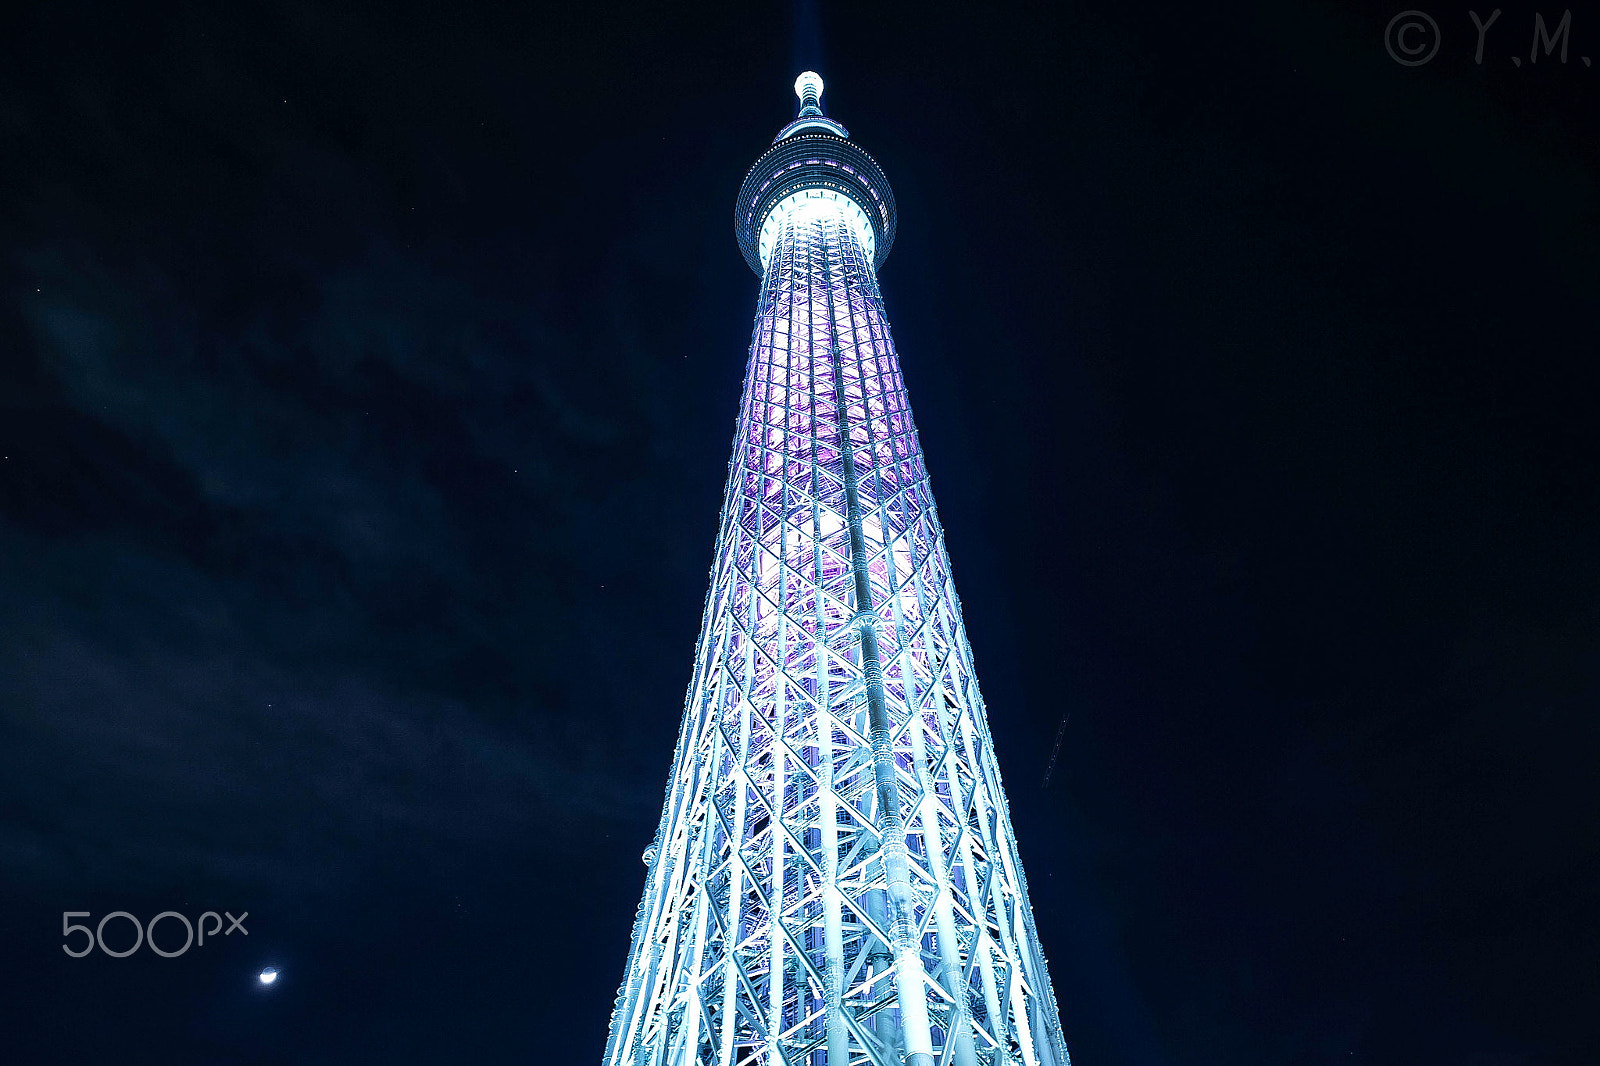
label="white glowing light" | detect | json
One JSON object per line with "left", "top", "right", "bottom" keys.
{"left": 258, "top": 967, "right": 278, "bottom": 985}
{"left": 757, "top": 189, "right": 875, "bottom": 271}
{"left": 794, "top": 71, "right": 824, "bottom": 103}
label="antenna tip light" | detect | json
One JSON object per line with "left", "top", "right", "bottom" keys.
{"left": 794, "top": 71, "right": 824, "bottom": 103}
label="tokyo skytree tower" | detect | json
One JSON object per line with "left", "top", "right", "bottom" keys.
{"left": 602, "top": 73, "right": 1070, "bottom": 1066}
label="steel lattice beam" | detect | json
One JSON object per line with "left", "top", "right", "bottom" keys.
{"left": 601, "top": 74, "right": 1070, "bottom": 1066}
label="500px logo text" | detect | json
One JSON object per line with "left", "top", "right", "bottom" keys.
{"left": 62, "top": 910, "right": 248, "bottom": 958}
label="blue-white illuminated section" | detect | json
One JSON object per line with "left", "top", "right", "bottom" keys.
{"left": 795, "top": 71, "right": 826, "bottom": 114}
{"left": 734, "top": 72, "right": 896, "bottom": 276}
{"left": 600, "top": 73, "right": 1072, "bottom": 1066}
{"left": 776, "top": 72, "right": 850, "bottom": 141}
{"left": 774, "top": 115, "right": 850, "bottom": 142}
{"left": 756, "top": 188, "right": 875, "bottom": 271}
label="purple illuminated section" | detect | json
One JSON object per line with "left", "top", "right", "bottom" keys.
{"left": 601, "top": 195, "right": 1070, "bottom": 1066}
{"left": 726, "top": 202, "right": 933, "bottom": 669}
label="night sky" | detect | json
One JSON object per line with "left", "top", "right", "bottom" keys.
{"left": 2, "top": 1, "right": 1596, "bottom": 1063}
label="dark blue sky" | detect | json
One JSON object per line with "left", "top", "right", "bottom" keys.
{"left": 2, "top": 1, "right": 1595, "bottom": 1063}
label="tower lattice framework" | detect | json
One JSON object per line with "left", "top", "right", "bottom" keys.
{"left": 603, "top": 74, "right": 1070, "bottom": 1066}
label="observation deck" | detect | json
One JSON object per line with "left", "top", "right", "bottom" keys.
{"left": 734, "top": 72, "right": 898, "bottom": 275}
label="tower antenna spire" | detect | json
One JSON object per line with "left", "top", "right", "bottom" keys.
{"left": 794, "top": 70, "right": 824, "bottom": 116}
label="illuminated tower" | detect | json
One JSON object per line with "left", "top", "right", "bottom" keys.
{"left": 603, "top": 74, "right": 1070, "bottom": 1066}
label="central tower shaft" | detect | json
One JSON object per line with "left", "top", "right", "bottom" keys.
{"left": 601, "top": 75, "right": 1070, "bottom": 1066}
